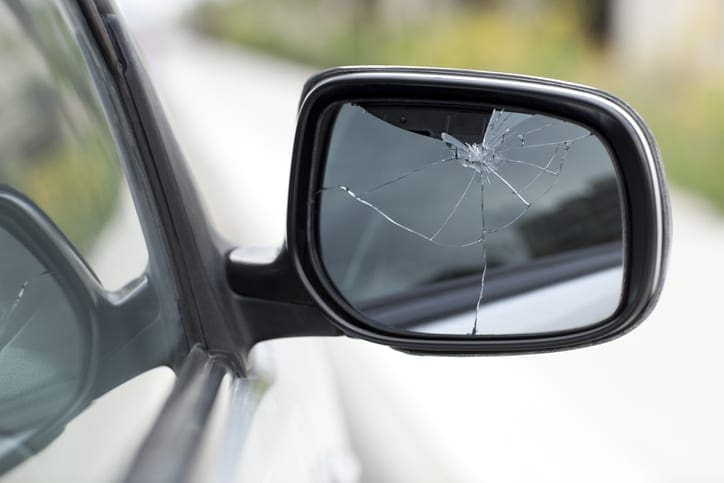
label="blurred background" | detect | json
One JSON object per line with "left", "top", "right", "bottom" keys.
{"left": 190, "top": 0, "right": 724, "bottom": 211}
{"left": 112, "top": 0, "right": 724, "bottom": 481}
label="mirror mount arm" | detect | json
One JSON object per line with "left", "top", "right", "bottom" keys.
{"left": 92, "top": 276, "right": 183, "bottom": 397}
{"left": 226, "top": 245, "right": 340, "bottom": 344}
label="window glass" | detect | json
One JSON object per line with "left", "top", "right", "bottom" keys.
{"left": 0, "top": 0, "right": 183, "bottom": 479}
{"left": 0, "top": 0, "right": 147, "bottom": 291}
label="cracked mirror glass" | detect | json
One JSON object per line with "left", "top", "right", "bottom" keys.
{"left": 0, "top": 225, "right": 87, "bottom": 449}
{"left": 316, "top": 103, "right": 624, "bottom": 335}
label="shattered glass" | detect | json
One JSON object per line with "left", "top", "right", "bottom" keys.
{"left": 317, "top": 103, "right": 624, "bottom": 335}
{"left": 0, "top": 226, "right": 85, "bottom": 441}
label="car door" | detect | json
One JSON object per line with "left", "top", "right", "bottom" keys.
{"left": 0, "top": 1, "right": 356, "bottom": 482}
{"left": 0, "top": 0, "right": 192, "bottom": 479}
{"left": 0, "top": 0, "right": 242, "bottom": 481}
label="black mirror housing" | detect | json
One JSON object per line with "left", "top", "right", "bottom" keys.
{"left": 229, "top": 67, "right": 670, "bottom": 356}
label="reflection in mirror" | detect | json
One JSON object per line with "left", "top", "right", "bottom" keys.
{"left": 0, "top": 226, "right": 87, "bottom": 457}
{"left": 316, "top": 103, "right": 624, "bottom": 336}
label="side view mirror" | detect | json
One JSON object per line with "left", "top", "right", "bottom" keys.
{"left": 0, "top": 188, "right": 167, "bottom": 471}
{"left": 229, "top": 67, "right": 670, "bottom": 356}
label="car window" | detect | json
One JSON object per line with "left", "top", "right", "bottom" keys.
{"left": 0, "top": 0, "right": 149, "bottom": 291}
{"left": 0, "top": 0, "right": 183, "bottom": 480}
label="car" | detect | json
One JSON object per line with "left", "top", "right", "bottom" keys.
{"left": 0, "top": 0, "right": 669, "bottom": 481}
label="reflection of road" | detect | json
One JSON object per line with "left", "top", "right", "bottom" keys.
{"left": 121, "top": 4, "right": 724, "bottom": 482}
{"left": 422, "top": 267, "right": 622, "bottom": 335}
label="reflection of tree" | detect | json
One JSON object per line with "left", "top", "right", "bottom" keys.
{"left": 0, "top": 3, "right": 122, "bottom": 255}
{"left": 18, "top": 80, "right": 63, "bottom": 159}
{"left": 519, "top": 177, "right": 621, "bottom": 257}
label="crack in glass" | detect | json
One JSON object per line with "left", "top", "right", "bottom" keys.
{"left": 0, "top": 271, "right": 51, "bottom": 353}
{"left": 318, "top": 108, "right": 592, "bottom": 334}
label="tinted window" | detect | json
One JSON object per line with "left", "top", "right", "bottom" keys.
{"left": 0, "top": 0, "right": 182, "bottom": 479}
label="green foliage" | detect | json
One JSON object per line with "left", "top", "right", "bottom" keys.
{"left": 20, "top": 133, "right": 122, "bottom": 255}
{"left": 194, "top": 0, "right": 724, "bottom": 212}
{"left": 193, "top": 2, "right": 595, "bottom": 76}
{"left": 641, "top": 84, "right": 724, "bottom": 210}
